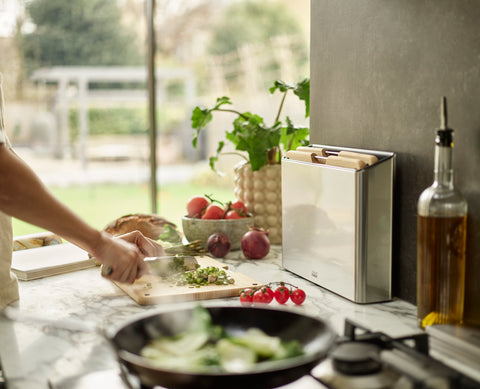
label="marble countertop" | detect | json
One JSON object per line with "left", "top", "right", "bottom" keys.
{"left": 0, "top": 246, "right": 424, "bottom": 389}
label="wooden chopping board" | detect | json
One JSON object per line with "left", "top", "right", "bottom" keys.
{"left": 114, "top": 256, "right": 262, "bottom": 305}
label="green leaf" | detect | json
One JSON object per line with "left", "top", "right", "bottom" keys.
{"left": 269, "top": 80, "right": 296, "bottom": 94}
{"left": 213, "top": 96, "right": 232, "bottom": 109}
{"left": 191, "top": 107, "right": 213, "bottom": 148}
{"left": 293, "top": 78, "right": 310, "bottom": 118}
{"left": 280, "top": 117, "right": 309, "bottom": 152}
{"left": 157, "top": 224, "right": 182, "bottom": 244}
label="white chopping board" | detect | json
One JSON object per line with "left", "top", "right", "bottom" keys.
{"left": 114, "top": 256, "right": 262, "bottom": 305}
{"left": 11, "top": 243, "right": 95, "bottom": 281}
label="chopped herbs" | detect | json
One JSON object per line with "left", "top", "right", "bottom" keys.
{"left": 174, "top": 266, "right": 235, "bottom": 286}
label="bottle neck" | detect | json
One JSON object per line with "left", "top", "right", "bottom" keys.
{"left": 433, "top": 144, "right": 454, "bottom": 188}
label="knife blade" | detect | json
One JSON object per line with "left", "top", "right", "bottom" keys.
{"left": 101, "top": 255, "right": 199, "bottom": 278}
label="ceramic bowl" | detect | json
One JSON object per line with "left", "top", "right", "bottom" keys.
{"left": 182, "top": 215, "right": 254, "bottom": 250}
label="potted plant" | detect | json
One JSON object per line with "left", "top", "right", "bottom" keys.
{"left": 191, "top": 78, "right": 310, "bottom": 244}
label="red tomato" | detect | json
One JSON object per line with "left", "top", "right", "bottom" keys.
{"left": 274, "top": 285, "right": 290, "bottom": 304}
{"left": 290, "top": 288, "right": 306, "bottom": 305}
{"left": 264, "top": 286, "right": 274, "bottom": 303}
{"left": 231, "top": 200, "right": 248, "bottom": 215}
{"left": 253, "top": 286, "right": 273, "bottom": 304}
{"left": 225, "top": 210, "right": 242, "bottom": 219}
{"left": 186, "top": 195, "right": 209, "bottom": 218}
{"left": 201, "top": 204, "right": 224, "bottom": 219}
{"left": 239, "top": 288, "right": 254, "bottom": 305}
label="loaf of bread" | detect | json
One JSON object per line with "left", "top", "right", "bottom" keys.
{"left": 103, "top": 213, "right": 179, "bottom": 240}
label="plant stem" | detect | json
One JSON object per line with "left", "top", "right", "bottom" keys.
{"left": 274, "top": 91, "right": 288, "bottom": 124}
{"left": 216, "top": 108, "right": 249, "bottom": 121}
{"left": 267, "top": 147, "right": 278, "bottom": 164}
{"left": 220, "top": 151, "right": 249, "bottom": 162}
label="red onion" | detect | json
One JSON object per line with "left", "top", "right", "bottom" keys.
{"left": 207, "top": 232, "right": 231, "bottom": 258}
{"left": 241, "top": 228, "right": 270, "bottom": 259}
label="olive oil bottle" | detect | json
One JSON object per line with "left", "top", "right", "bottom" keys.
{"left": 417, "top": 97, "right": 468, "bottom": 329}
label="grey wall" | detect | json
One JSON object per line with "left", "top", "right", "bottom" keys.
{"left": 310, "top": 0, "right": 480, "bottom": 324}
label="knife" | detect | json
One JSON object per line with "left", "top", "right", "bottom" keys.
{"left": 101, "top": 255, "right": 199, "bottom": 278}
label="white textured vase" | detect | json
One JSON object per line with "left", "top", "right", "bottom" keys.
{"left": 233, "top": 161, "right": 282, "bottom": 244}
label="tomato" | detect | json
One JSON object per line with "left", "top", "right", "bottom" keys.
{"left": 239, "top": 288, "right": 254, "bottom": 305}
{"left": 290, "top": 288, "right": 306, "bottom": 305}
{"left": 252, "top": 287, "right": 273, "bottom": 304}
{"left": 186, "top": 195, "right": 209, "bottom": 218}
{"left": 274, "top": 285, "right": 290, "bottom": 304}
{"left": 231, "top": 200, "right": 248, "bottom": 215}
{"left": 224, "top": 209, "right": 242, "bottom": 219}
{"left": 264, "top": 286, "right": 274, "bottom": 303}
{"left": 201, "top": 204, "right": 224, "bottom": 219}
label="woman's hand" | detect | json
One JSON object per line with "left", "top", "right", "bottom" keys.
{"left": 117, "top": 230, "right": 165, "bottom": 257}
{"left": 92, "top": 232, "right": 149, "bottom": 284}
{"left": 95, "top": 230, "right": 165, "bottom": 284}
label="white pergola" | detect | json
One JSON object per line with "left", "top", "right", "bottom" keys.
{"left": 31, "top": 66, "right": 196, "bottom": 168}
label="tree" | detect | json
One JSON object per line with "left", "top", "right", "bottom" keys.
{"left": 208, "top": 0, "right": 305, "bottom": 55}
{"left": 19, "top": 0, "right": 142, "bottom": 72}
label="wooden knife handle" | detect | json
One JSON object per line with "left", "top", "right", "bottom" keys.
{"left": 325, "top": 155, "right": 367, "bottom": 169}
{"left": 338, "top": 151, "right": 378, "bottom": 166}
{"left": 285, "top": 150, "right": 316, "bottom": 163}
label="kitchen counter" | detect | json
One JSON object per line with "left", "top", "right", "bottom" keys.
{"left": 0, "top": 246, "right": 424, "bottom": 389}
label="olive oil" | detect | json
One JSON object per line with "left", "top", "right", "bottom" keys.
{"left": 417, "top": 215, "right": 466, "bottom": 327}
{"left": 417, "top": 97, "right": 468, "bottom": 329}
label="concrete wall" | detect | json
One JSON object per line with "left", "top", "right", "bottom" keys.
{"left": 310, "top": 0, "right": 480, "bottom": 324}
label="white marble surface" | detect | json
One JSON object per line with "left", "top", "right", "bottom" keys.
{"left": 0, "top": 246, "right": 423, "bottom": 389}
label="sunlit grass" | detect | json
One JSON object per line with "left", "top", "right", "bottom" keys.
{"left": 12, "top": 183, "right": 234, "bottom": 237}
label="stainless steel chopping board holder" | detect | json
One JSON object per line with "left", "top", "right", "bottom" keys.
{"left": 281, "top": 145, "right": 395, "bottom": 303}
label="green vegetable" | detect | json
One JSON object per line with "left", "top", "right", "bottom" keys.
{"left": 174, "top": 266, "right": 235, "bottom": 286}
{"left": 157, "top": 224, "right": 182, "bottom": 244}
{"left": 139, "top": 306, "right": 304, "bottom": 373}
{"left": 191, "top": 78, "right": 310, "bottom": 173}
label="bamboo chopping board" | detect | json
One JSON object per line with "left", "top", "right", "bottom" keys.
{"left": 114, "top": 256, "right": 262, "bottom": 305}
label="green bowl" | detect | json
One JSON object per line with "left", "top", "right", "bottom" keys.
{"left": 182, "top": 216, "right": 254, "bottom": 250}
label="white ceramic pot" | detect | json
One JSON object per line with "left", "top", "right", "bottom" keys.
{"left": 233, "top": 161, "right": 282, "bottom": 244}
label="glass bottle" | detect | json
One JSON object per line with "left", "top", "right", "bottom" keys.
{"left": 417, "top": 97, "right": 468, "bottom": 329}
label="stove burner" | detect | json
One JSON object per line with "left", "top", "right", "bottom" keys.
{"left": 330, "top": 342, "right": 382, "bottom": 376}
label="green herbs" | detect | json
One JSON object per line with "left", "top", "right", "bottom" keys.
{"left": 140, "top": 306, "right": 304, "bottom": 373}
{"left": 174, "top": 266, "right": 235, "bottom": 287}
{"left": 191, "top": 78, "right": 310, "bottom": 173}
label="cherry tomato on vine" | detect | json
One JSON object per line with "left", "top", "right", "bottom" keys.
{"left": 253, "top": 286, "right": 274, "bottom": 304}
{"left": 239, "top": 288, "right": 254, "bottom": 305}
{"left": 290, "top": 288, "right": 306, "bottom": 305}
{"left": 201, "top": 204, "right": 224, "bottom": 219}
{"left": 264, "top": 286, "right": 274, "bottom": 303}
{"left": 186, "top": 195, "right": 209, "bottom": 218}
{"left": 274, "top": 285, "right": 290, "bottom": 304}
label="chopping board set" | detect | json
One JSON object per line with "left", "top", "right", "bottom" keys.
{"left": 114, "top": 256, "right": 261, "bottom": 305}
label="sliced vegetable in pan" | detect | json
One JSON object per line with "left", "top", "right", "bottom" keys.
{"left": 140, "top": 306, "right": 303, "bottom": 373}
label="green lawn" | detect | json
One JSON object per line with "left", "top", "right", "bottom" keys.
{"left": 12, "top": 183, "right": 234, "bottom": 237}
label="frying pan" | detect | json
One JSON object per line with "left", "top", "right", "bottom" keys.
{"left": 2, "top": 305, "right": 336, "bottom": 389}
{"left": 108, "top": 305, "right": 337, "bottom": 389}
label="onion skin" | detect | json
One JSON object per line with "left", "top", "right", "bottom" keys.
{"left": 207, "top": 232, "right": 232, "bottom": 258}
{"left": 241, "top": 230, "right": 270, "bottom": 259}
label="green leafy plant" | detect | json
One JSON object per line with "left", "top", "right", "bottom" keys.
{"left": 191, "top": 78, "right": 310, "bottom": 173}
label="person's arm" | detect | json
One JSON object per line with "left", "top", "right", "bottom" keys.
{"left": 0, "top": 144, "right": 148, "bottom": 283}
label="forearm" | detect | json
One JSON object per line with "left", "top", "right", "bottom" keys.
{"left": 0, "top": 145, "right": 103, "bottom": 256}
